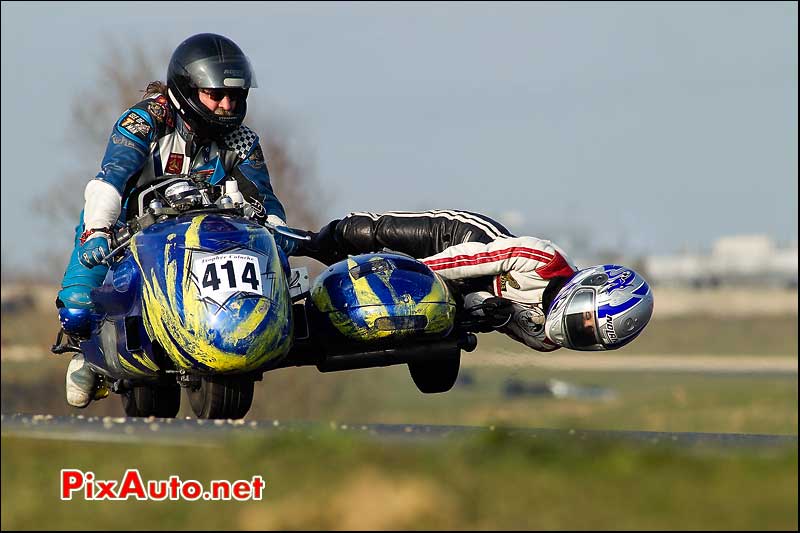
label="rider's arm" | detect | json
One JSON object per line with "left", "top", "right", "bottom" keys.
{"left": 229, "top": 138, "right": 287, "bottom": 224}
{"left": 84, "top": 101, "right": 164, "bottom": 231}
{"left": 421, "top": 236, "right": 576, "bottom": 283}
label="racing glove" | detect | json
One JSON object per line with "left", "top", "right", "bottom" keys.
{"left": 463, "top": 291, "right": 515, "bottom": 328}
{"left": 78, "top": 229, "right": 111, "bottom": 268}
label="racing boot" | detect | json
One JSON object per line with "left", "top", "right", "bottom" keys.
{"left": 65, "top": 353, "right": 97, "bottom": 408}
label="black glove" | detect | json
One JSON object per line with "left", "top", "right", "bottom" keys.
{"left": 479, "top": 297, "right": 515, "bottom": 328}
{"left": 294, "top": 220, "right": 348, "bottom": 264}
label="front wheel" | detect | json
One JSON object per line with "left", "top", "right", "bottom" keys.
{"left": 121, "top": 384, "right": 181, "bottom": 418}
{"left": 187, "top": 375, "right": 254, "bottom": 419}
{"left": 408, "top": 350, "right": 461, "bottom": 394}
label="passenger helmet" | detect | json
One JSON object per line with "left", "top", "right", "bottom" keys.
{"left": 166, "top": 33, "right": 257, "bottom": 139}
{"left": 544, "top": 265, "right": 654, "bottom": 351}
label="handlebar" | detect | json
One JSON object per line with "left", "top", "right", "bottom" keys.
{"left": 98, "top": 173, "right": 312, "bottom": 266}
{"left": 100, "top": 210, "right": 310, "bottom": 266}
{"left": 265, "top": 224, "right": 312, "bottom": 242}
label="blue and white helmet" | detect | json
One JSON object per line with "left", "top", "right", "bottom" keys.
{"left": 544, "top": 265, "right": 654, "bottom": 351}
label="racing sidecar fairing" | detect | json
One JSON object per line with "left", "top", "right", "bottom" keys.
{"left": 85, "top": 211, "right": 292, "bottom": 379}
{"left": 308, "top": 253, "right": 457, "bottom": 342}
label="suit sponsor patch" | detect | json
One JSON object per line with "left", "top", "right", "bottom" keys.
{"left": 154, "top": 95, "right": 174, "bottom": 127}
{"left": 147, "top": 101, "right": 165, "bottom": 122}
{"left": 247, "top": 196, "right": 267, "bottom": 223}
{"left": 165, "top": 153, "right": 184, "bottom": 174}
{"left": 111, "top": 133, "right": 144, "bottom": 151}
{"left": 119, "top": 111, "right": 152, "bottom": 141}
{"left": 499, "top": 272, "right": 521, "bottom": 291}
{"left": 191, "top": 168, "right": 215, "bottom": 181}
{"left": 247, "top": 145, "right": 266, "bottom": 169}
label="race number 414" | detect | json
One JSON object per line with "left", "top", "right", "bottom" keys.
{"left": 193, "top": 254, "right": 263, "bottom": 299}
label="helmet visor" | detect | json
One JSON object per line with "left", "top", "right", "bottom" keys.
{"left": 564, "top": 289, "right": 602, "bottom": 349}
{"left": 180, "top": 56, "right": 257, "bottom": 89}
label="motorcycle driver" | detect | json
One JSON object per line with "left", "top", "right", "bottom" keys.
{"left": 58, "top": 33, "right": 296, "bottom": 408}
{"left": 296, "top": 210, "right": 654, "bottom": 352}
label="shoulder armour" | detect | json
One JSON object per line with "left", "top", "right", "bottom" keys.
{"left": 223, "top": 125, "right": 259, "bottom": 160}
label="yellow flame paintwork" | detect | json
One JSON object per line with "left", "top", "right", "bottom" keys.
{"left": 133, "top": 214, "right": 291, "bottom": 373}
{"left": 312, "top": 256, "right": 455, "bottom": 341}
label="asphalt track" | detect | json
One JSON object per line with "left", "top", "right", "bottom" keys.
{"left": 1, "top": 413, "right": 796, "bottom": 449}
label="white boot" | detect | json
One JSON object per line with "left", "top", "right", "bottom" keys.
{"left": 66, "top": 354, "right": 96, "bottom": 408}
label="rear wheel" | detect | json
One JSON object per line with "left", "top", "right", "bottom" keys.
{"left": 408, "top": 350, "right": 461, "bottom": 394}
{"left": 187, "top": 375, "right": 254, "bottom": 419}
{"left": 121, "top": 384, "right": 181, "bottom": 418}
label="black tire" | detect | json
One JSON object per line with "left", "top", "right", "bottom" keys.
{"left": 187, "top": 375, "right": 254, "bottom": 419}
{"left": 408, "top": 351, "right": 461, "bottom": 394}
{"left": 121, "top": 384, "right": 181, "bottom": 418}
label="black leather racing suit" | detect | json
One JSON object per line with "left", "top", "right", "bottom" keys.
{"left": 298, "top": 210, "right": 577, "bottom": 352}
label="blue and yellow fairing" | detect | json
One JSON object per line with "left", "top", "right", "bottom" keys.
{"left": 309, "top": 253, "right": 456, "bottom": 342}
{"left": 129, "top": 213, "right": 292, "bottom": 373}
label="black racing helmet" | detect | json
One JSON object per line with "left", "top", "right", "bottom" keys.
{"left": 166, "top": 33, "right": 257, "bottom": 140}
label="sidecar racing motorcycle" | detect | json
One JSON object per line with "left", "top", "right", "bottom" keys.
{"left": 52, "top": 174, "right": 488, "bottom": 419}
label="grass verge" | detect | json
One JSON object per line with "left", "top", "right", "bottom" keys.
{"left": 1, "top": 431, "right": 796, "bottom": 530}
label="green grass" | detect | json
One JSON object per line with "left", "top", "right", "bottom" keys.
{"left": 1, "top": 431, "right": 796, "bottom": 530}
{"left": 3, "top": 356, "right": 797, "bottom": 436}
{"left": 3, "top": 305, "right": 797, "bottom": 530}
{"left": 473, "top": 314, "right": 799, "bottom": 356}
{"left": 254, "top": 364, "right": 798, "bottom": 435}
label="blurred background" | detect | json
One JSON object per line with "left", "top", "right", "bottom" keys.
{"left": 1, "top": 1, "right": 797, "bottom": 278}
{"left": 1, "top": 2, "right": 797, "bottom": 530}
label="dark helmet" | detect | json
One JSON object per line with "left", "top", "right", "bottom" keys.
{"left": 166, "top": 33, "right": 257, "bottom": 140}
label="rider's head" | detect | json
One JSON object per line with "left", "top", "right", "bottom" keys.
{"left": 166, "top": 33, "right": 256, "bottom": 140}
{"left": 544, "top": 265, "right": 654, "bottom": 351}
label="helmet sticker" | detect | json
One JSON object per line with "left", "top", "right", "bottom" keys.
{"left": 604, "top": 315, "right": 618, "bottom": 343}
{"left": 605, "top": 269, "right": 635, "bottom": 294}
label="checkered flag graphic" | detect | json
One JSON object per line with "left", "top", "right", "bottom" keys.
{"left": 223, "top": 126, "right": 258, "bottom": 160}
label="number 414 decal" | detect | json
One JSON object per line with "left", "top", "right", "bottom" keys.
{"left": 193, "top": 254, "right": 266, "bottom": 299}
{"left": 203, "top": 260, "right": 259, "bottom": 292}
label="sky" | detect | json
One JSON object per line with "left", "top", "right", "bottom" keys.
{"left": 1, "top": 1, "right": 797, "bottom": 276}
